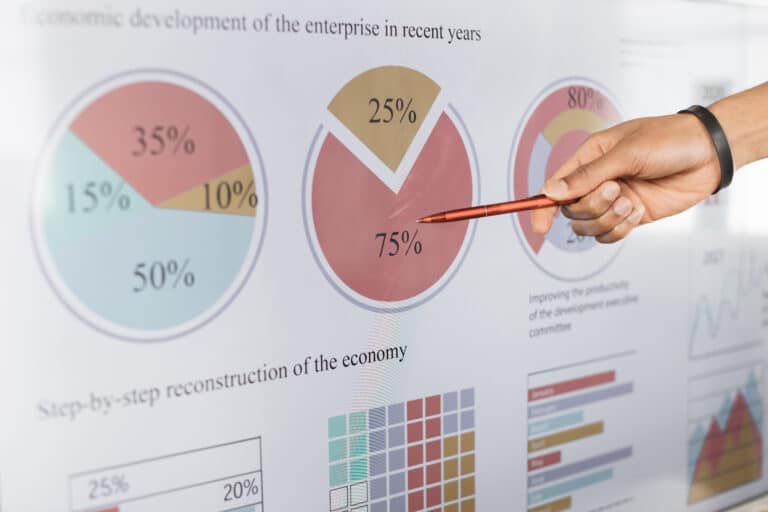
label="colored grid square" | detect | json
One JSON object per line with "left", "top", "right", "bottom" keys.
{"left": 444, "top": 436, "right": 458, "bottom": 457}
{"left": 370, "top": 452, "right": 387, "bottom": 476}
{"left": 389, "top": 448, "right": 405, "bottom": 470}
{"left": 371, "top": 477, "right": 387, "bottom": 500}
{"left": 370, "top": 429, "right": 386, "bottom": 452}
{"left": 371, "top": 502, "right": 386, "bottom": 512}
{"left": 389, "top": 425, "right": 405, "bottom": 447}
{"left": 370, "top": 407, "right": 386, "bottom": 429}
{"left": 460, "top": 432, "right": 475, "bottom": 453}
{"left": 350, "top": 412, "right": 368, "bottom": 434}
{"left": 460, "top": 477, "right": 475, "bottom": 497}
{"left": 390, "top": 471, "right": 406, "bottom": 494}
{"left": 443, "top": 414, "right": 458, "bottom": 434}
{"left": 426, "top": 462, "right": 441, "bottom": 485}
{"left": 329, "top": 415, "right": 347, "bottom": 438}
{"left": 330, "top": 486, "right": 348, "bottom": 511}
{"left": 460, "top": 454, "right": 475, "bottom": 475}
{"left": 460, "top": 410, "right": 474, "bottom": 431}
{"left": 426, "top": 485, "right": 441, "bottom": 508}
{"left": 425, "top": 395, "right": 441, "bottom": 416}
{"left": 408, "top": 467, "right": 424, "bottom": 490}
{"left": 425, "top": 418, "right": 440, "bottom": 439}
{"left": 444, "top": 458, "right": 458, "bottom": 479}
{"left": 330, "top": 462, "right": 348, "bottom": 487}
{"left": 407, "top": 421, "right": 423, "bottom": 443}
{"left": 461, "top": 498, "right": 475, "bottom": 512}
{"left": 388, "top": 403, "right": 405, "bottom": 424}
{"left": 426, "top": 440, "right": 441, "bottom": 461}
{"left": 460, "top": 389, "right": 474, "bottom": 408}
{"left": 391, "top": 495, "right": 406, "bottom": 512}
{"left": 444, "top": 481, "right": 458, "bottom": 502}
{"left": 408, "top": 444, "right": 423, "bottom": 467}
{"left": 443, "top": 392, "right": 458, "bottom": 412}
{"left": 407, "top": 399, "right": 423, "bottom": 420}
{"left": 351, "top": 482, "right": 369, "bottom": 506}
{"left": 408, "top": 490, "right": 424, "bottom": 511}
{"left": 350, "top": 435, "right": 368, "bottom": 457}
{"left": 445, "top": 505, "right": 458, "bottom": 512}
{"left": 329, "top": 438, "right": 347, "bottom": 462}
{"left": 350, "top": 458, "right": 368, "bottom": 482}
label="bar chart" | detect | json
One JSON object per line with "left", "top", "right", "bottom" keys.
{"left": 69, "top": 437, "right": 263, "bottom": 512}
{"left": 526, "top": 353, "right": 636, "bottom": 511}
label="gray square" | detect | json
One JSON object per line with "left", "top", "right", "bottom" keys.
{"left": 389, "top": 471, "right": 405, "bottom": 494}
{"left": 444, "top": 413, "right": 458, "bottom": 434}
{"left": 389, "top": 448, "right": 405, "bottom": 470}
{"left": 388, "top": 402, "right": 404, "bottom": 424}
{"left": 443, "top": 391, "right": 458, "bottom": 412}
{"left": 369, "top": 407, "right": 386, "bottom": 430}
{"left": 370, "top": 429, "right": 386, "bottom": 452}
{"left": 388, "top": 425, "right": 405, "bottom": 447}
{"left": 461, "top": 409, "right": 475, "bottom": 430}
{"left": 461, "top": 388, "right": 475, "bottom": 408}
{"left": 370, "top": 452, "right": 387, "bottom": 476}
{"left": 371, "top": 476, "right": 387, "bottom": 500}
{"left": 390, "top": 495, "right": 406, "bottom": 512}
{"left": 371, "top": 500, "right": 387, "bottom": 512}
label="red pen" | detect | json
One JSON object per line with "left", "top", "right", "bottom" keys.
{"left": 417, "top": 194, "right": 578, "bottom": 224}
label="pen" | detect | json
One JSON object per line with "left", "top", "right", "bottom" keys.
{"left": 417, "top": 194, "right": 578, "bottom": 224}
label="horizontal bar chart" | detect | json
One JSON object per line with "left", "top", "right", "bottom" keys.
{"left": 528, "top": 446, "right": 632, "bottom": 487}
{"left": 528, "top": 382, "right": 633, "bottom": 419}
{"left": 528, "top": 422, "right": 604, "bottom": 453}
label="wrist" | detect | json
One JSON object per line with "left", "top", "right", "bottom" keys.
{"left": 710, "top": 86, "right": 768, "bottom": 169}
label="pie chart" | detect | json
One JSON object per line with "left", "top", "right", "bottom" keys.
{"left": 304, "top": 66, "right": 478, "bottom": 311}
{"left": 510, "top": 78, "right": 622, "bottom": 281}
{"left": 33, "top": 71, "right": 267, "bottom": 340}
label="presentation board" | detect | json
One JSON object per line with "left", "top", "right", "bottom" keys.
{"left": 2, "top": 1, "right": 768, "bottom": 511}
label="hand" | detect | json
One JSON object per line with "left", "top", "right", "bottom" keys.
{"left": 531, "top": 114, "right": 721, "bottom": 243}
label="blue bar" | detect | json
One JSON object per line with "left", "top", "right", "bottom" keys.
{"left": 529, "top": 383, "right": 633, "bottom": 419}
{"left": 528, "top": 468, "right": 613, "bottom": 505}
{"left": 528, "top": 411, "right": 584, "bottom": 436}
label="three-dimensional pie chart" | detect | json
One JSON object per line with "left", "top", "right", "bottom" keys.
{"left": 33, "top": 72, "right": 267, "bottom": 340}
{"left": 304, "top": 66, "right": 478, "bottom": 311}
{"left": 510, "top": 79, "right": 622, "bottom": 281}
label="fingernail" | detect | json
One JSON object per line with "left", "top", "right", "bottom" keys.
{"left": 543, "top": 179, "right": 568, "bottom": 198}
{"left": 602, "top": 182, "right": 620, "bottom": 201}
{"left": 628, "top": 205, "right": 645, "bottom": 224}
{"left": 613, "top": 198, "right": 631, "bottom": 216}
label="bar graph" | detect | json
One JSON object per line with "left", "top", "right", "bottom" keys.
{"left": 69, "top": 437, "right": 263, "bottom": 512}
{"left": 526, "top": 353, "right": 636, "bottom": 511}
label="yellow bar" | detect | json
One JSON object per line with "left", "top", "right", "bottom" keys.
{"left": 542, "top": 109, "right": 605, "bottom": 145}
{"left": 528, "top": 421, "right": 603, "bottom": 452}
{"left": 528, "top": 496, "right": 572, "bottom": 512}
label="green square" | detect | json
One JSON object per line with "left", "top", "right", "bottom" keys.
{"left": 329, "top": 439, "right": 347, "bottom": 462}
{"left": 328, "top": 415, "right": 346, "bottom": 438}
{"left": 329, "top": 462, "right": 347, "bottom": 487}
{"left": 349, "top": 457, "right": 368, "bottom": 482}
{"left": 349, "top": 411, "right": 367, "bottom": 433}
{"left": 349, "top": 434, "right": 368, "bottom": 457}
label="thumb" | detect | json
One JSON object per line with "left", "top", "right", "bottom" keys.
{"left": 542, "top": 148, "right": 630, "bottom": 201}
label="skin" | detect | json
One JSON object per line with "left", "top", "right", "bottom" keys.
{"left": 532, "top": 82, "right": 768, "bottom": 243}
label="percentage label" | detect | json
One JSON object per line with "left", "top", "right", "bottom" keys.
{"left": 223, "top": 476, "right": 260, "bottom": 502}
{"left": 369, "top": 97, "right": 417, "bottom": 124}
{"left": 133, "top": 259, "right": 196, "bottom": 292}
{"left": 132, "top": 124, "right": 196, "bottom": 157}
{"left": 67, "top": 181, "right": 131, "bottom": 214}
{"left": 87, "top": 474, "right": 129, "bottom": 500}
{"left": 567, "top": 86, "right": 604, "bottom": 110}
{"left": 375, "top": 230, "right": 423, "bottom": 257}
{"left": 204, "top": 179, "right": 257, "bottom": 210}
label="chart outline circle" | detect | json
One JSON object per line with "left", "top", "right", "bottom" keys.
{"left": 30, "top": 69, "right": 269, "bottom": 342}
{"left": 508, "top": 77, "right": 624, "bottom": 282}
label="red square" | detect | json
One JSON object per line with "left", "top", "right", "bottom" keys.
{"left": 408, "top": 467, "right": 424, "bottom": 489}
{"left": 408, "top": 421, "right": 424, "bottom": 443}
{"left": 408, "top": 399, "right": 423, "bottom": 420}
{"left": 426, "top": 462, "right": 441, "bottom": 484}
{"left": 408, "top": 490, "right": 424, "bottom": 511}
{"left": 426, "top": 440, "right": 441, "bottom": 461}
{"left": 426, "top": 485, "right": 442, "bottom": 507}
{"left": 425, "top": 417, "right": 441, "bottom": 439}
{"left": 425, "top": 395, "right": 441, "bottom": 416}
{"left": 408, "top": 444, "right": 424, "bottom": 466}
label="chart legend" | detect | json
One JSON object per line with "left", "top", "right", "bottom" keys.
{"left": 304, "top": 66, "right": 478, "bottom": 311}
{"left": 509, "top": 79, "right": 622, "bottom": 281}
{"left": 32, "top": 72, "right": 267, "bottom": 340}
{"left": 327, "top": 389, "right": 476, "bottom": 512}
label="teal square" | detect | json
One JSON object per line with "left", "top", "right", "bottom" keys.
{"left": 329, "top": 415, "right": 346, "bottom": 438}
{"left": 329, "top": 462, "right": 347, "bottom": 487}
{"left": 349, "top": 457, "right": 368, "bottom": 482}
{"left": 329, "top": 438, "right": 347, "bottom": 462}
{"left": 349, "top": 411, "right": 367, "bottom": 433}
{"left": 349, "top": 434, "right": 368, "bottom": 457}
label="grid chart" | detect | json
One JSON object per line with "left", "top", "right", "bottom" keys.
{"left": 327, "top": 388, "right": 476, "bottom": 512}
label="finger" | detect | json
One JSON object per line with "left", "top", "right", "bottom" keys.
{"left": 547, "top": 128, "right": 625, "bottom": 182}
{"left": 531, "top": 205, "right": 558, "bottom": 234}
{"left": 562, "top": 181, "right": 621, "bottom": 221}
{"left": 571, "top": 197, "right": 633, "bottom": 236}
{"left": 543, "top": 145, "right": 633, "bottom": 201}
{"left": 595, "top": 204, "right": 645, "bottom": 244}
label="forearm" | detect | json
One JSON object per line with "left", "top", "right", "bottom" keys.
{"left": 710, "top": 82, "right": 768, "bottom": 169}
